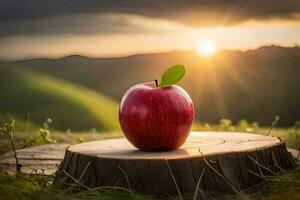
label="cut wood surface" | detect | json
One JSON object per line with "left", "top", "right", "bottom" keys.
{"left": 0, "top": 144, "right": 68, "bottom": 175}
{"left": 55, "top": 131, "right": 297, "bottom": 196}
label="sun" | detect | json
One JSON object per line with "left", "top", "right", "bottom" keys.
{"left": 196, "top": 39, "right": 218, "bottom": 57}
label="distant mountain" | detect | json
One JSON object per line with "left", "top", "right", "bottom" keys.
{"left": 0, "top": 62, "right": 119, "bottom": 131}
{"left": 11, "top": 46, "right": 300, "bottom": 126}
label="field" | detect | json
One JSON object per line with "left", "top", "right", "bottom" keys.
{"left": 1, "top": 46, "right": 300, "bottom": 132}
{"left": 15, "top": 46, "right": 300, "bottom": 127}
{"left": 0, "top": 62, "right": 119, "bottom": 131}
{"left": 0, "top": 45, "right": 299, "bottom": 200}
{"left": 0, "top": 121, "right": 299, "bottom": 200}
{"left": 0, "top": 47, "right": 299, "bottom": 199}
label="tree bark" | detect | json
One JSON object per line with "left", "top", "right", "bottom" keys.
{"left": 54, "top": 131, "right": 297, "bottom": 196}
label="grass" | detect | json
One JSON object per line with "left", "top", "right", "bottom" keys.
{"left": 0, "top": 120, "right": 299, "bottom": 200}
{"left": 0, "top": 121, "right": 299, "bottom": 154}
{"left": 1, "top": 169, "right": 300, "bottom": 200}
{"left": 239, "top": 166, "right": 300, "bottom": 200}
{"left": 0, "top": 173, "right": 154, "bottom": 200}
{"left": 0, "top": 155, "right": 299, "bottom": 200}
{"left": 0, "top": 62, "right": 120, "bottom": 131}
{"left": 23, "top": 69, "right": 120, "bottom": 131}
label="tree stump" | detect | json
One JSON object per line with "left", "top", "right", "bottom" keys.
{"left": 55, "top": 131, "right": 297, "bottom": 196}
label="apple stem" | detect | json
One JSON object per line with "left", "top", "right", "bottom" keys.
{"left": 155, "top": 80, "right": 159, "bottom": 88}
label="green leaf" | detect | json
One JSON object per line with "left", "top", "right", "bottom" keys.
{"left": 159, "top": 64, "right": 185, "bottom": 87}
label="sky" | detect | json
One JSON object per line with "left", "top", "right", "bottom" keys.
{"left": 0, "top": 0, "right": 300, "bottom": 60}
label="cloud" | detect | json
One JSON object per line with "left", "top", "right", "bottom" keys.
{"left": 1, "top": 0, "right": 300, "bottom": 22}
{"left": 0, "top": 0, "right": 299, "bottom": 36}
{"left": 0, "top": 14, "right": 159, "bottom": 36}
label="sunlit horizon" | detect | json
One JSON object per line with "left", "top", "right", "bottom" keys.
{"left": 0, "top": 12, "right": 299, "bottom": 60}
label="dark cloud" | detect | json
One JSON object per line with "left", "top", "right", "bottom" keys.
{"left": 0, "top": 14, "right": 154, "bottom": 36}
{"left": 0, "top": 0, "right": 299, "bottom": 36}
{"left": 1, "top": 0, "right": 299, "bottom": 22}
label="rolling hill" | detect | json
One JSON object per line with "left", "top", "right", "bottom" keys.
{"left": 14, "top": 46, "right": 300, "bottom": 126}
{"left": 0, "top": 62, "right": 119, "bottom": 131}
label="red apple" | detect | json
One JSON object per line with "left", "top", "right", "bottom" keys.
{"left": 119, "top": 82, "right": 194, "bottom": 151}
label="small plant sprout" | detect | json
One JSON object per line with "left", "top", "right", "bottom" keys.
{"left": 219, "top": 119, "right": 235, "bottom": 131}
{"left": 238, "top": 119, "right": 249, "bottom": 131}
{"left": 39, "top": 128, "right": 53, "bottom": 143}
{"left": 22, "top": 128, "right": 53, "bottom": 149}
{"left": 0, "top": 119, "right": 54, "bottom": 175}
{"left": 0, "top": 120, "right": 21, "bottom": 174}
{"left": 79, "top": 137, "right": 86, "bottom": 143}
{"left": 267, "top": 115, "right": 280, "bottom": 136}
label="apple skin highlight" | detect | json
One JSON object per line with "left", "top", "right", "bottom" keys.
{"left": 119, "top": 82, "right": 194, "bottom": 151}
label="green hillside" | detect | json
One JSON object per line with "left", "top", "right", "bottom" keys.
{"left": 0, "top": 62, "right": 119, "bottom": 131}
{"left": 16, "top": 46, "right": 300, "bottom": 126}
